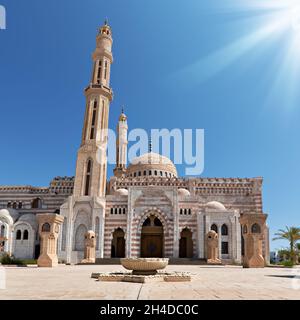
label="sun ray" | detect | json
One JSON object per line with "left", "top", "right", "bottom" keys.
{"left": 170, "top": 0, "right": 300, "bottom": 111}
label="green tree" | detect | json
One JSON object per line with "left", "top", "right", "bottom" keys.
{"left": 273, "top": 227, "right": 300, "bottom": 264}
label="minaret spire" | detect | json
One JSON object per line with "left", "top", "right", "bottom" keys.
{"left": 114, "top": 107, "right": 128, "bottom": 178}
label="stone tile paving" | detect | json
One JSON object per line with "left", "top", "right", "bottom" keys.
{"left": 0, "top": 264, "right": 299, "bottom": 300}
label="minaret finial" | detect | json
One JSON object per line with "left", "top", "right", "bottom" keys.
{"left": 104, "top": 18, "right": 108, "bottom": 25}
{"left": 121, "top": 106, "right": 124, "bottom": 114}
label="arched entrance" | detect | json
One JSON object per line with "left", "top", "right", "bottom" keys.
{"left": 179, "top": 228, "right": 193, "bottom": 258}
{"left": 141, "top": 215, "right": 164, "bottom": 258}
{"left": 111, "top": 228, "right": 125, "bottom": 258}
{"left": 74, "top": 224, "right": 88, "bottom": 251}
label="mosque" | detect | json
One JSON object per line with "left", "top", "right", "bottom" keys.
{"left": 0, "top": 22, "right": 269, "bottom": 264}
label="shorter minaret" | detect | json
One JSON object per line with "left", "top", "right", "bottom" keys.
{"left": 113, "top": 108, "right": 128, "bottom": 177}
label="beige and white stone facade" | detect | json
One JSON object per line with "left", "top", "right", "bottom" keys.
{"left": 0, "top": 22, "right": 269, "bottom": 266}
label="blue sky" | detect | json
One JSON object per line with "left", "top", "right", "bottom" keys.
{"left": 0, "top": 0, "right": 299, "bottom": 251}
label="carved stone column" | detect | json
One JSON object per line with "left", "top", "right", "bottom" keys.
{"left": 37, "top": 214, "right": 64, "bottom": 267}
{"left": 239, "top": 213, "right": 267, "bottom": 268}
{"left": 81, "top": 230, "right": 96, "bottom": 263}
{"left": 206, "top": 230, "right": 221, "bottom": 264}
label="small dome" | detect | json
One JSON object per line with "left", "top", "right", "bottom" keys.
{"left": 127, "top": 152, "right": 178, "bottom": 177}
{"left": 0, "top": 208, "right": 19, "bottom": 224}
{"left": 119, "top": 112, "right": 127, "bottom": 122}
{"left": 206, "top": 201, "right": 226, "bottom": 211}
{"left": 178, "top": 188, "right": 190, "bottom": 197}
{"left": 115, "top": 188, "right": 128, "bottom": 196}
{"left": 99, "top": 20, "right": 112, "bottom": 36}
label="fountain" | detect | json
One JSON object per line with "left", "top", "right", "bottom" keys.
{"left": 91, "top": 258, "right": 191, "bottom": 283}
{"left": 121, "top": 258, "right": 169, "bottom": 275}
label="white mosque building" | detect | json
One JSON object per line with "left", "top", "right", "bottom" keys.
{"left": 0, "top": 22, "right": 269, "bottom": 264}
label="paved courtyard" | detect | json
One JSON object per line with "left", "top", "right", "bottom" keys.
{"left": 0, "top": 264, "right": 300, "bottom": 300}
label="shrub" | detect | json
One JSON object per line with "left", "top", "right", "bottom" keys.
{"left": 280, "top": 260, "right": 294, "bottom": 267}
{"left": 0, "top": 253, "right": 25, "bottom": 265}
{"left": 21, "top": 259, "right": 37, "bottom": 265}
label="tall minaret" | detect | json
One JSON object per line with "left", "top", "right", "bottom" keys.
{"left": 73, "top": 21, "right": 113, "bottom": 198}
{"left": 113, "top": 108, "right": 128, "bottom": 177}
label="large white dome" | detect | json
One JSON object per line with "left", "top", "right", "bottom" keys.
{"left": 126, "top": 152, "right": 178, "bottom": 178}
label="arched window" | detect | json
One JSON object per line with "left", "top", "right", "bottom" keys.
{"left": 154, "top": 217, "right": 162, "bottom": 226}
{"left": 12, "top": 202, "right": 17, "bottom": 209}
{"left": 84, "top": 159, "right": 92, "bottom": 196}
{"left": 18, "top": 202, "right": 22, "bottom": 209}
{"left": 97, "top": 60, "right": 102, "bottom": 83}
{"left": 149, "top": 171, "right": 152, "bottom": 176}
{"left": 154, "top": 170, "right": 157, "bottom": 176}
{"left": 221, "top": 224, "right": 228, "bottom": 236}
{"left": 90, "top": 100, "right": 97, "bottom": 139}
{"left": 115, "top": 208, "right": 118, "bottom": 215}
{"left": 23, "top": 230, "right": 29, "bottom": 240}
{"left": 180, "top": 209, "right": 183, "bottom": 215}
{"left": 123, "top": 208, "right": 126, "bottom": 214}
{"left": 16, "top": 230, "right": 22, "bottom": 240}
{"left": 42, "top": 223, "right": 51, "bottom": 232}
{"left": 104, "top": 61, "right": 108, "bottom": 79}
{"left": 32, "top": 198, "right": 42, "bottom": 209}
{"left": 188, "top": 209, "right": 192, "bottom": 215}
{"left": 184, "top": 209, "right": 187, "bottom": 215}
{"left": 251, "top": 223, "right": 261, "bottom": 234}
{"left": 7, "top": 202, "right": 11, "bottom": 208}
{"left": 143, "top": 218, "right": 151, "bottom": 227}
{"left": 110, "top": 208, "right": 113, "bottom": 215}
{"left": 134, "top": 172, "right": 137, "bottom": 177}
{"left": 138, "top": 171, "right": 141, "bottom": 176}
{"left": 160, "top": 171, "right": 163, "bottom": 176}
{"left": 119, "top": 208, "right": 122, "bottom": 214}
{"left": 143, "top": 171, "right": 147, "bottom": 176}
{"left": 0, "top": 225, "right": 5, "bottom": 237}
{"left": 211, "top": 224, "right": 218, "bottom": 233}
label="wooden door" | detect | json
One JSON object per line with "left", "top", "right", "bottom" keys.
{"left": 141, "top": 235, "right": 163, "bottom": 257}
{"left": 179, "top": 237, "right": 187, "bottom": 258}
{"left": 116, "top": 237, "right": 125, "bottom": 258}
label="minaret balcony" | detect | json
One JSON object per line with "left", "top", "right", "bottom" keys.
{"left": 84, "top": 83, "right": 113, "bottom": 100}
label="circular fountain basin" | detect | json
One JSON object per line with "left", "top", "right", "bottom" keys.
{"left": 121, "top": 258, "right": 169, "bottom": 275}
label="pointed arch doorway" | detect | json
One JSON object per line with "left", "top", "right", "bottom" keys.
{"left": 179, "top": 228, "right": 193, "bottom": 258}
{"left": 111, "top": 228, "right": 125, "bottom": 258}
{"left": 141, "top": 215, "right": 164, "bottom": 258}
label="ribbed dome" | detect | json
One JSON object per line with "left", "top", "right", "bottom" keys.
{"left": 126, "top": 152, "right": 178, "bottom": 178}
{"left": 178, "top": 188, "right": 191, "bottom": 197}
{"left": 206, "top": 201, "right": 226, "bottom": 211}
{"left": 115, "top": 188, "right": 129, "bottom": 196}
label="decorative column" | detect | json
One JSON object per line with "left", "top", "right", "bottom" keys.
{"left": 206, "top": 230, "right": 221, "bottom": 264}
{"left": 239, "top": 213, "right": 267, "bottom": 268}
{"left": 37, "top": 214, "right": 64, "bottom": 267}
{"left": 81, "top": 230, "right": 96, "bottom": 263}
